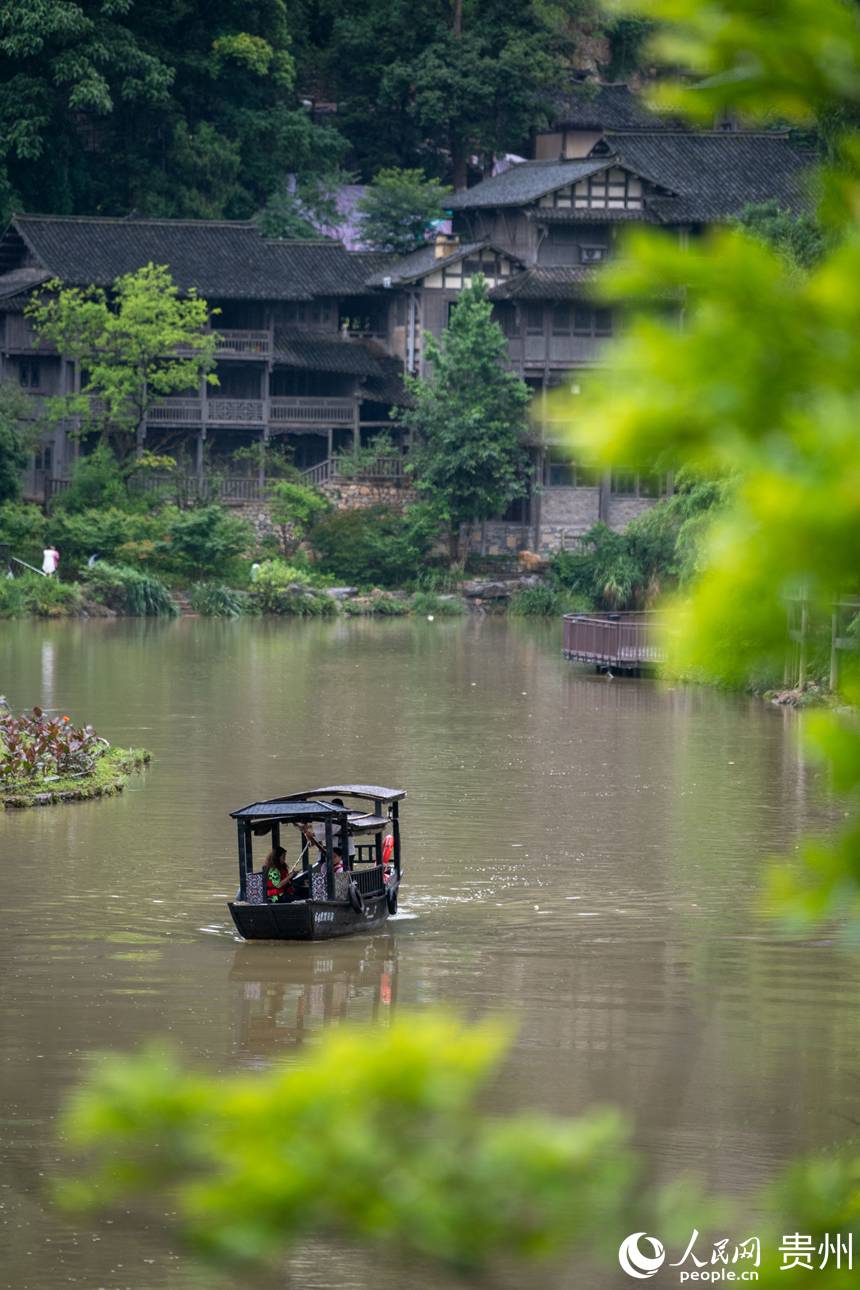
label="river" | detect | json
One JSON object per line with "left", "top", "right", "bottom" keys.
{"left": 1, "top": 616, "right": 856, "bottom": 1290}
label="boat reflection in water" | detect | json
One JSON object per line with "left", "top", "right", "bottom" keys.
{"left": 230, "top": 934, "right": 399, "bottom": 1058}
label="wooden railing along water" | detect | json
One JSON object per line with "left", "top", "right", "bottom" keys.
{"left": 563, "top": 611, "right": 665, "bottom": 671}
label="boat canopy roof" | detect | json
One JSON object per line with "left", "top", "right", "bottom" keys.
{"left": 230, "top": 799, "right": 346, "bottom": 822}
{"left": 281, "top": 784, "right": 406, "bottom": 803}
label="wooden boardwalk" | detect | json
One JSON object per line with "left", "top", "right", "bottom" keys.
{"left": 563, "top": 611, "right": 665, "bottom": 672}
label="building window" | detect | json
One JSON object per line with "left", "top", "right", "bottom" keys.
{"left": 594, "top": 308, "right": 613, "bottom": 336}
{"left": 19, "top": 361, "right": 41, "bottom": 389}
{"left": 34, "top": 444, "right": 53, "bottom": 471}
{"left": 526, "top": 305, "right": 544, "bottom": 335}
{"left": 572, "top": 307, "right": 613, "bottom": 337}
{"left": 573, "top": 306, "right": 592, "bottom": 336}
{"left": 551, "top": 304, "right": 571, "bottom": 336}
{"left": 611, "top": 470, "right": 667, "bottom": 498}
{"left": 544, "top": 450, "right": 599, "bottom": 488}
{"left": 491, "top": 304, "right": 518, "bottom": 338}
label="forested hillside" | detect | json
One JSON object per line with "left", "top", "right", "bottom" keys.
{"left": 0, "top": 0, "right": 649, "bottom": 223}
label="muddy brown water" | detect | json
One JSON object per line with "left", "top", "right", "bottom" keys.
{"left": 1, "top": 616, "right": 856, "bottom": 1290}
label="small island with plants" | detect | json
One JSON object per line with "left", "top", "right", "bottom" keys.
{"left": 0, "top": 700, "right": 150, "bottom": 809}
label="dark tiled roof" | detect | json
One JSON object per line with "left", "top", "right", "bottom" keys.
{"left": 489, "top": 267, "right": 599, "bottom": 301}
{"left": 612, "top": 132, "right": 812, "bottom": 221}
{"left": 445, "top": 133, "right": 811, "bottom": 222}
{"left": 446, "top": 161, "right": 608, "bottom": 210}
{"left": 361, "top": 355, "right": 409, "bottom": 406}
{"left": 0, "top": 266, "right": 50, "bottom": 299}
{"left": 364, "top": 240, "right": 487, "bottom": 285}
{"left": 4, "top": 215, "right": 393, "bottom": 302}
{"left": 267, "top": 242, "right": 394, "bottom": 297}
{"left": 273, "top": 330, "right": 383, "bottom": 376}
{"left": 546, "top": 82, "right": 683, "bottom": 132}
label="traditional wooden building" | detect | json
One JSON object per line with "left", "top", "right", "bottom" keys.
{"left": 0, "top": 216, "right": 397, "bottom": 499}
{"left": 0, "top": 84, "right": 812, "bottom": 551}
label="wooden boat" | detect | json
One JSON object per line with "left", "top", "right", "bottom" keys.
{"left": 228, "top": 784, "right": 405, "bottom": 941}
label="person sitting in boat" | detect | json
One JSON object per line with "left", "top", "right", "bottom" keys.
{"left": 264, "top": 847, "right": 297, "bottom": 904}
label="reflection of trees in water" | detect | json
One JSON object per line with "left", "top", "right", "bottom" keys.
{"left": 230, "top": 935, "right": 399, "bottom": 1057}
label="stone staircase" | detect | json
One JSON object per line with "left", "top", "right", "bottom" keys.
{"left": 170, "top": 591, "right": 196, "bottom": 617}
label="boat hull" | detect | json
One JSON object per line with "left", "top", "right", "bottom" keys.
{"left": 229, "top": 893, "right": 390, "bottom": 941}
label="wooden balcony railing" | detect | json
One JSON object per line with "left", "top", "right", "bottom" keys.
{"left": 174, "top": 329, "right": 273, "bottom": 357}
{"left": 137, "top": 396, "right": 355, "bottom": 428}
{"left": 301, "top": 456, "right": 407, "bottom": 487}
{"left": 129, "top": 474, "right": 273, "bottom": 503}
{"left": 270, "top": 397, "right": 354, "bottom": 427}
{"left": 215, "top": 330, "right": 271, "bottom": 356}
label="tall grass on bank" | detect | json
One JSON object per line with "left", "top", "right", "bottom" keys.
{"left": 83, "top": 563, "right": 177, "bottom": 617}
{"left": 0, "top": 572, "right": 84, "bottom": 618}
{"left": 189, "top": 582, "right": 253, "bottom": 618}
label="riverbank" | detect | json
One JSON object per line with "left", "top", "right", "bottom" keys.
{"left": 2, "top": 746, "right": 151, "bottom": 808}
{"left": 0, "top": 570, "right": 576, "bottom": 620}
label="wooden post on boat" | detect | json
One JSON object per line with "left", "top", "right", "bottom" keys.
{"left": 391, "top": 799, "right": 401, "bottom": 880}
{"left": 374, "top": 798, "right": 383, "bottom": 869}
{"left": 340, "top": 813, "right": 350, "bottom": 872}
{"left": 324, "top": 818, "right": 334, "bottom": 899}
{"left": 237, "top": 820, "right": 253, "bottom": 900}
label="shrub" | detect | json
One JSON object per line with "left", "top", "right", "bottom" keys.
{"left": 53, "top": 446, "right": 131, "bottom": 514}
{"left": 311, "top": 504, "right": 436, "bottom": 587}
{"left": 408, "top": 590, "right": 464, "bottom": 616}
{"left": 155, "top": 505, "right": 253, "bottom": 580}
{"left": 0, "top": 501, "right": 47, "bottom": 567}
{"left": 189, "top": 582, "right": 252, "bottom": 617}
{"left": 51, "top": 508, "right": 161, "bottom": 567}
{"left": 248, "top": 561, "right": 335, "bottom": 615}
{"left": 0, "top": 571, "right": 84, "bottom": 618}
{"left": 268, "top": 481, "right": 330, "bottom": 556}
{"left": 1, "top": 705, "right": 106, "bottom": 785}
{"left": 82, "top": 562, "right": 176, "bottom": 616}
{"left": 509, "top": 585, "right": 591, "bottom": 617}
{"left": 344, "top": 590, "right": 408, "bottom": 616}
{"left": 549, "top": 477, "right": 730, "bottom": 611}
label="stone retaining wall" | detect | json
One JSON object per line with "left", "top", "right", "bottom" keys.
{"left": 319, "top": 479, "right": 418, "bottom": 511}
{"left": 229, "top": 482, "right": 658, "bottom": 556}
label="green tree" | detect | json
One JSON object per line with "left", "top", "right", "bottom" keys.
{"left": 315, "top": 1, "right": 581, "bottom": 185}
{"left": 397, "top": 278, "right": 529, "bottom": 563}
{"left": 268, "top": 480, "right": 329, "bottom": 556}
{"left": 736, "top": 200, "right": 827, "bottom": 270}
{"left": 0, "top": 382, "right": 41, "bottom": 503}
{"left": 0, "top": 0, "right": 345, "bottom": 220}
{"left": 357, "top": 168, "right": 451, "bottom": 253}
{"left": 27, "top": 264, "right": 218, "bottom": 462}
{"left": 559, "top": 0, "right": 860, "bottom": 929}
{"left": 552, "top": 0, "right": 860, "bottom": 1263}
{"left": 258, "top": 171, "right": 350, "bottom": 240}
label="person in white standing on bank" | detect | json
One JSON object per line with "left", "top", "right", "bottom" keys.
{"left": 41, "top": 545, "right": 60, "bottom": 576}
